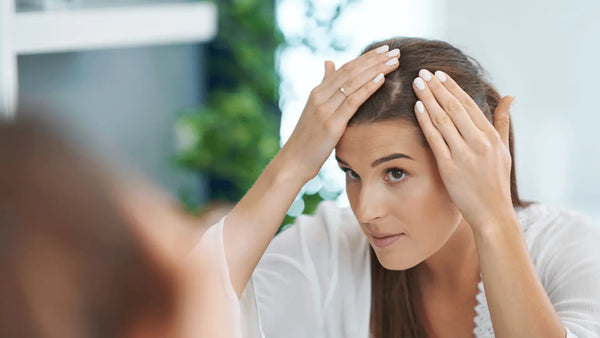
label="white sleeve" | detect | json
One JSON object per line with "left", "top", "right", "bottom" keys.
{"left": 239, "top": 201, "right": 371, "bottom": 338}
{"left": 190, "top": 217, "right": 243, "bottom": 338}
{"left": 530, "top": 208, "right": 600, "bottom": 338}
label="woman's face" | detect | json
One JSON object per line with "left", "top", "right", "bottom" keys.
{"left": 335, "top": 118, "right": 463, "bottom": 270}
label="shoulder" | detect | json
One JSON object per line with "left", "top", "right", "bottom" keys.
{"left": 516, "top": 202, "right": 600, "bottom": 285}
{"left": 515, "top": 202, "right": 600, "bottom": 246}
{"left": 241, "top": 201, "right": 371, "bottom": 337}
{"left": 266, "top": 200, "right": 366, "bottom": 258}
{"left": 515, "top": 203, "right": 600, "bottom": 336}
{"left": 252, "top": 200, "right": 370, "bottom": 299}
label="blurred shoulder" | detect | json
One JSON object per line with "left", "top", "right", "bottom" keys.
{"left": 516, "top": 202, "right": 598, "bottom": 236}
{"left": 515, "top": 202, "right": 600, "bottom": 258}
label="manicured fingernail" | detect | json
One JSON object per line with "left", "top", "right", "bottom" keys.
{"left": 387, "top": 49, "right": 400, "bottom": 57}
{"left": 510, "top": 96, "right": 517, "bottom": 108}
{"left": 435, "top": 70, "right": 447, "bottom": 82}
{"left": 373, "top": 73, "right": 384, "bottom": 83}
{"left": 416, "top": 101, "right": 425, "bottom": 113}
{"left": 414, "top": 77, "right": 425, "bottom": 91}
{"left": 386, "top": 58, "right": 398, "bottom": 66}
{"left": 419, "top": 69, "right": 432, "bottom": 82}
{"left": 375, "top": 45, "right": 390, "bottom": 54}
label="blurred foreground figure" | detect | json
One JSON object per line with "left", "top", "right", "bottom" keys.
{"left": 0, "top": 115, "right": 241, "bottom": 338}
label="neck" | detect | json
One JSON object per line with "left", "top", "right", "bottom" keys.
{"left": 415, "top": 218, "right": 481, "bottom": 293}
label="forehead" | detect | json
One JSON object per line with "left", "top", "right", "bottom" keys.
{"left": 335, "top": 119, "right": 423, "bottom": 162}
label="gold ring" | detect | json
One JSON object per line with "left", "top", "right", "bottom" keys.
{"left": 340, "top": 87, "right": 348, "bottom": 97}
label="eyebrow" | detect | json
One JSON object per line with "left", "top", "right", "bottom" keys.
{"left": 335, "top": 153, "right": 414, "bottom": 168}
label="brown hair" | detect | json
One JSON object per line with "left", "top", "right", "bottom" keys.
{"left": 0, "top": 117, "right": 176, "bottom": 338}
{"left": 349, "top": 37, "right": 534, "bottom": 338}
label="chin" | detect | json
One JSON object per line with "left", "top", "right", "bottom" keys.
{"left": 372, "top": 247, "right": 422, "bottom": 271}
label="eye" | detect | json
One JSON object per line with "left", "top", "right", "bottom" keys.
{"left": 385, "top": 168, "right": 407, "bottom": 183}
{"left": 341, "top": 168, "right": 360, "bottom": 180}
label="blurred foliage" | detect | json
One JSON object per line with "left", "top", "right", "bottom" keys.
{"left": 175, "top": 87, "right": 280, "bottom": 198}
{"left": 175, "top": 0, "right": 283, "bottom": 203}
{"left": 174, "top": 0, "right": 356, "bottom": 231}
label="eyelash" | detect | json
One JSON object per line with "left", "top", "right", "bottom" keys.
{"left": 340, "top": 167, "right": 408, "bottom": 184}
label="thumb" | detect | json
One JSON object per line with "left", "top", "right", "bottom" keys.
{"left": 323, "top": 60, "right": 335, "bottom": 80}
{"left": 493, "top": 95, "right": 515, "bottom": 148}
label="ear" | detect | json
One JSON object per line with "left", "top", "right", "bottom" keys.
{"left": 493, "top": 95, "right": 515, "bottom": 148}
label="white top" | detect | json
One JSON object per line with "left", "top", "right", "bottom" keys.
{"left": 239, "top": 201, "right": 600, "bottom": 338}
{"left": 190, "top": 218, "right": 243, "bottom": 338}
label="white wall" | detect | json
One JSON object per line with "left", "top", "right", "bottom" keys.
{"left": 444, "top": 0, "right": 600, "bottom": 223}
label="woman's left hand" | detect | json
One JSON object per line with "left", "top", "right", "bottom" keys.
{"left": 411, "top": 69, "right": 517, "bottom": 231}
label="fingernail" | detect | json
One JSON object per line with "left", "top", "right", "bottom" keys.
{"left": 387, "top": 49, "right": 400, "bottom": 57}
{"left": 414, "top": 77, "right": 425, "bottom": 91}
{"left": 386, "top": 58, "right": 398, "bottom": 66}
{"left": 416, "top": 101, "right": 425, "bottom": 113}
{"left": 510, "top": 96, "right": 517, "bottom": 108}
{"left": 435, "top": 70, "right": 447, "bottom": 82}
{"left": 373, "top": 73, "right": 384, "bottom": 83}
{"left": 419, "top": 69, "right": 432, "bottom": 82}
{"left": 375, "top": 45, "right": 390, "bottom": 54}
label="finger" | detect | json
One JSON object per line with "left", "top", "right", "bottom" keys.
{"left": 414, "top": 100, "right": 452, "bottom": 161}
{"left": 434, "top": 70, "right": 495, "bottom": 133}
{"left": 319, "top": 45, "right": 399, "bottom": 101}
{"left": 340, "top": 52, "right": 399, "bottom": 96}
{"left": 417, "top": 69, "right": 482, "bottom": 144}
{"left": 321, "top": 51, "right": 400, "bottom": 115}
{"left": 332, "top": 47, "right": 400, "bottom": 95}
{"left": 328, "top": 72, "right": 386, "bottom": 128}
{"left": 323, "top": 60, "right": 335, "bottom": 80}
{"left": 412, "top": 76, "right": 466, "bottom": 154}
{"left": 493, "top": 95, "right": 514, "bottom": 148}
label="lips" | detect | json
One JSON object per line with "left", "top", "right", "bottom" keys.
{"left": 369, "top": 231, "right": 405, "bottom": 249}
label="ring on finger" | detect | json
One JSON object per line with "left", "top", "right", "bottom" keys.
{"left": 340, "top": 87, "right": 348, "bottom": 97}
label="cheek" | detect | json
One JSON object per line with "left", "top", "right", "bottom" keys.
{"left": 375, "top": 174, "right": 462, "bottom": 270}
{"left": 345, "top": 183, "right": 358, "bottom": 205}
{"left": 398, "top": 172, "right": 460, "bottom": 237}
{"left": 405, "top": 174, "right": 455, "bottom": 221}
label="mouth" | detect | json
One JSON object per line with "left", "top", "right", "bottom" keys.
{"left": 368, "top": 231, "right": 406, "bottom": 249}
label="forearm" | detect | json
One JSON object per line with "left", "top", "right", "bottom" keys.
{"left": 472, "top": 214, "right": 566, "bottom": 338}
{"left": 223, "top": 147, "right": 310, "bottom": 297}
{"left": 216, "top": 46, "right": 397, "bottom": 298}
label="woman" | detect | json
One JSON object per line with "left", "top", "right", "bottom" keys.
{"left": 217, "top": 38, "right": 600, "bottom": 337}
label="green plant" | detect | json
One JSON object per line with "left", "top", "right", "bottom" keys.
{"left": 175, "top": 87, "right": 280, "bottom": 199}
{"left": 175, "top": 0, "right": 283, "bottom": 202}
{"left": 174, "top": 0, "right": 357, "bottom": 230}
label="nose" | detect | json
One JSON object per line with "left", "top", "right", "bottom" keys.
{"left": 353, "top": 183, "right": 387, "bottom": 224}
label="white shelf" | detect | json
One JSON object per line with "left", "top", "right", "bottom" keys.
{"left": 0, "top": 1, "right": 218, "bottom": 117}
{"left": 15, "top": 3, "right": 217, "bottom": 54}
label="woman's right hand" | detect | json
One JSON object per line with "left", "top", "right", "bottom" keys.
{"left": 279, "top": 44, "right": 401, "bottom": 182}
{"left": 222, "top": 45, "right": 401, "bottom": 298}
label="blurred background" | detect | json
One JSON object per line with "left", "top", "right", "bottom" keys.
{"left": 1, "top": 0, "right": 598, "bottom": 226}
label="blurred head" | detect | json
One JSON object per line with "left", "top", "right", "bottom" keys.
{"left": 335, "top": 37, "right": 524, "bottom": 270}
{"left": 0, "top": 117, "right": 179, "bottom": 338}
{"left": 0, "top": 116, "right": 222, "bottom": 338}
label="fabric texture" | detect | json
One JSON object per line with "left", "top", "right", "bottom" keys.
{"left": 239, "top": 201, "right": 600, "bottom": 338}
{"left": 191, "top": 217, "right": 243, "bottom": 338}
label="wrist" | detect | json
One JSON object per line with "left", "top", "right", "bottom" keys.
{"left": 471, "top": 209, "right": 521, "bottom": 242}
{"left": 271, "top": 145, "right": 317, "bottom": 186}
{"left": 272, "top": 143, "right": 319, "bottom": 186}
